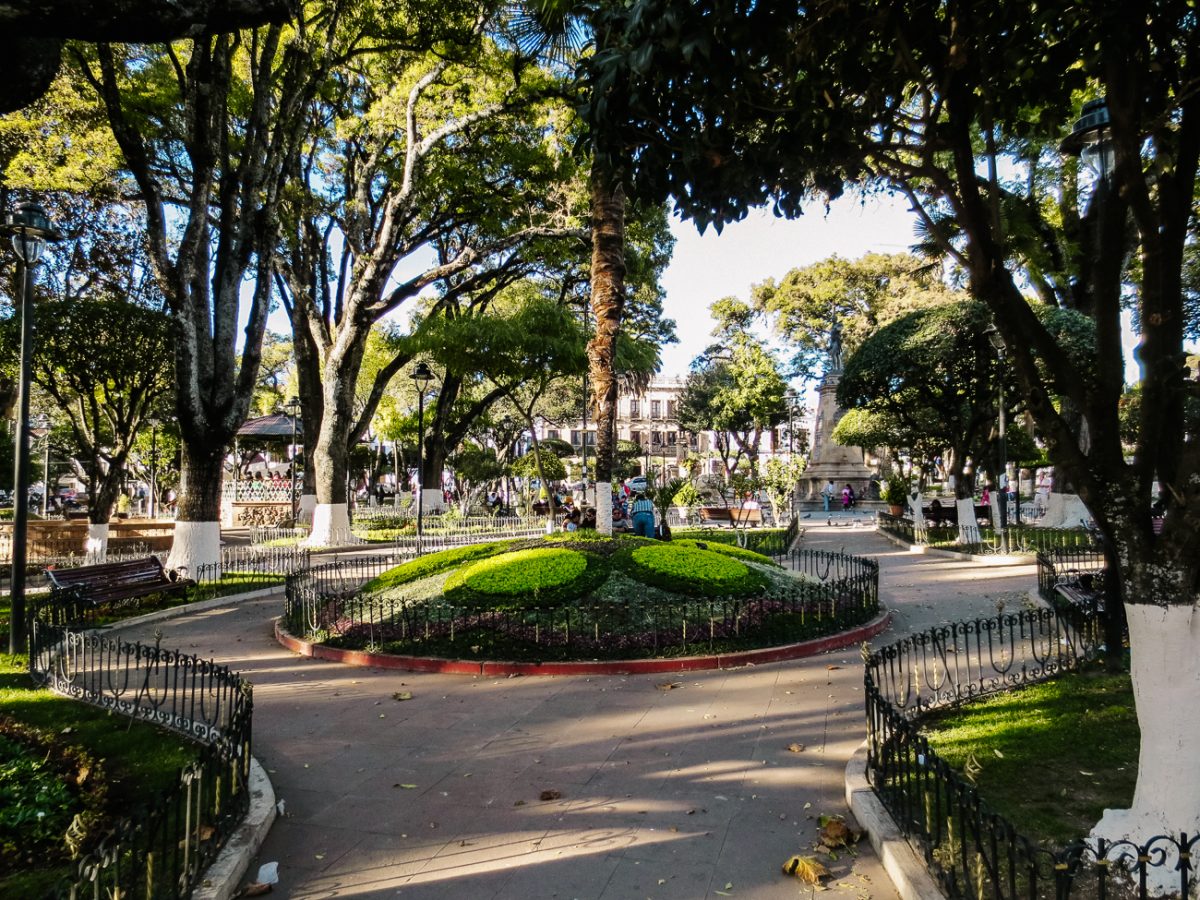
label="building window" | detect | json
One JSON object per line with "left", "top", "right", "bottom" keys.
{"left": 651, "top": 399, "right": 662, "bottom": 419}
{"left": 652, "top": 430, "right": 663, "bottom": 446}
{"left": 629, "top": 399, "right": 640, "bottom": 418}
{"left": 631, "top": 430, "right": 643, "bottom": 446}
{"left": 666, "top": 400, "right": 677, "bottom": 419}
{"left": 667, "top": 431, "right": 677, "bottom": 447}
{"left": 584, "top": 431, "right": 595, "bottom": 446}
{"left": 545, "top": 429, "right": 559, "bottom": 441}
{"left": 570, "top": 430, "right": 581, "bottom": 446}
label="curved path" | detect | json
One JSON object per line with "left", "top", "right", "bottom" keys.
{"left": 116, "top": 521, "right": 1037, "bottom": 899}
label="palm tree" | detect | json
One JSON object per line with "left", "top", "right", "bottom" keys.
{"left": 508, "top": 0, "right": 630, "bottom": 534}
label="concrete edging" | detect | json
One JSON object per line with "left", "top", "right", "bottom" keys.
{"left": 101, "top": 585, "right": 283, "bottom": 633}
{"left": 274, "top": 608, "right": 893, "bottom": 676}
{"left": 845, "top": 740, "right": 946, "bottom": 900}
{"left": 193, "top": 757, "right": 277, "bottom": 900}
{"left": 874, "top": 526, "right": 1028, "bottom": 566}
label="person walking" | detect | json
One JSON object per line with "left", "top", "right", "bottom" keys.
{"left": 630, "top": 491, "right": 656, "bottom": 538}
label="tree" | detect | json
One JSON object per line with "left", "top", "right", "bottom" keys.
{"left": 752, "top": 253, "right": 954, "bottom": 380}
{"left": 0, "top": 0, "right": 290, "bottom": 113}
{"left": 81, "top": 10, "right": 355, "bottom": 572}
{"left": 760, "top": 454, "right": 805, "bottom": 525}
{"left": 274, "top": 18, "right": 585, "bottom": 545}
{"left": 592, "top": 0, "right": 1200, "bottom": 874}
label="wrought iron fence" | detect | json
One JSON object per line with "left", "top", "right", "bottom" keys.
{"left": 283, "top": 547, "right": 879, "bottom": 662}
{"left": 1035, "top": 548, "right": 1107, "bottom": 604}
{"left": 877, "top": 512, "right": 1097, "bottom": 556}
{"left": 864, "top": 610, "right": 1197, "bottom": 898}
{"left": 28, "top": 619, "right": 252, "bottom": 899}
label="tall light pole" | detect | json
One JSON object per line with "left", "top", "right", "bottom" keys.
{"left": 147, "top": 417, "right": 160, "bottom": 518}
{"left": 985, "top": 326, "right": 1009, "bottom": 553}
{"left": 1, "top": 202, "right": 59, "bottom": 654}
{"left": 286, "top": 396, "right": 300, "bottom": 522}
{"left": 411, "top": 362, "right": 433, "bottom": 554}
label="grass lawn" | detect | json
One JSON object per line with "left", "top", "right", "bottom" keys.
{"left": 921, "top": 669, "right": 1138, "bottom": 846}
{"left": 0, "top": 654, "right": 200, "bottom": 896}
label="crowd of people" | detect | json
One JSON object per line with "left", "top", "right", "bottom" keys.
{"left": 557, "top": 482, "right": 668, "bottom": 539}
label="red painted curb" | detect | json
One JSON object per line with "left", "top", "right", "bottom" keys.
{"left": 274, "top": 609, "right": 892, "bottom": 677}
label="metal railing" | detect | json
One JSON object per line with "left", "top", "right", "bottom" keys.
{"left": 29, "top": 618, "right": 252, "bottom": 899}
{"left": 877, "top": 512, "right": 1097, "bottom": 556}
{"left": 865, "top": 610, "right": 1197, "bottom": 898}
{"left": 221, "top": 483, "right": 295, "bottom": 503}
{"left": 1035, "top": 548, "right": 1107, "bottom": 604}
{"left": 282, "top": 546, "right": 878, "bottom": 662}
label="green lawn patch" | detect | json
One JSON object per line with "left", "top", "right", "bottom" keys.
{"left": 921, "top": 670, "right": 1137, "bottom": 846}
{"left": 0, "top": 654, "right": 199, "bottom": 895}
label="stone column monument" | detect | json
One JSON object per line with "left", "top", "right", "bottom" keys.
{"left": 801, "top": 321, "right": 874, "bottom": 502}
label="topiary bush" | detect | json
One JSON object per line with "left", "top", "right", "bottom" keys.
{"left": 361, "top": 540, "right": 514, "bottom": 592}
{"left": 443, "top": 546, "right": 608, "bottom": 609}
{"left": 625, "top": 543, "right": 767, "bottom": 598}
{"left": 672, "top": 539, "right": 780, "bottom": 567}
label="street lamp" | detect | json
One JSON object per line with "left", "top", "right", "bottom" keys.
{"left": 1, "top": 202, "right": 60, "bottom": 654}
{"left": 1060, "top": 98, "right": 1114, "bottom": 185}
{"left": 30, "top": 415, "right": 51, "bottom": 518}
{"left": 411, "top": 362, "right": 434, "bottom": 553}
{"left": 286, "top": 396, "right": 300, "bottom": 522}
{"left": 147, "top": 417, "right": 160, "bottom": 519}
{"left": 984, "top": 325, "right": 1009, "bottom": 553}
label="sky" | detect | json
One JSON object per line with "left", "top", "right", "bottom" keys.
{"left": 656, "top": 191, "right": 921, "bottom": 376}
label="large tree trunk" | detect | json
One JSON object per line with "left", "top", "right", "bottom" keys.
{"left": 305, "top": 358, "right": 362, "bottom": 547}
{"left": 588, "top": 167, "right": 626, "bottom": 537}
{"left": 1091, "top": 601, "right": 1200, "bottom": 896}
{"left": 167, "top": 440, "right": 224, "bottom": 577}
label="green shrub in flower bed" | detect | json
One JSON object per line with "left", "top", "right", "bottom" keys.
{"left": 444, "top": 547, "right": 608, "bottom": 610}
{"left": 674, "top": 526, "right": 791, "bottom": 557}
{"left": 362, "top": 541, "right": 515, "bottom": 592}
{"left": 671, "top": 539, "right": 779, "bottom": 567}
{"left": 626, "top": 543, "right": 768, "bottom": 598}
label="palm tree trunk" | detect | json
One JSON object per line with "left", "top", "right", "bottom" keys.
{"left": 588, "top": 163, "right": 626, "bottom": 536}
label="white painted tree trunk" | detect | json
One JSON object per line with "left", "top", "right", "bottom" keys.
{"left": 1038, "top": 492, "right": 1092, "bottom": 529}
{"left": 166, "top": 520, "right": 221, "bottom": 580}
{"left": 303, "top": 503, "right": 362, "bottom": 547}
{"left": 298, "top": 493, "right": 316, "bottom": 525}
{"left": 86, "top": 523, "right": 109, "bottom": 562}
{"left": 906, "top": 490, "right": 925, "bottom": 530}
{"left": 1091, "top": 602, "right": 1200, "bottom": 896}
{"left": 955, "top": 497, "right": 978, "bottom": 544}
{"left": 595, "top": 482, "right": 612, "bottom": 536}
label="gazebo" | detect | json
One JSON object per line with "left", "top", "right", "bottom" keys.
{"left": 225, "top": 412, "right": 303, "bottom": 527}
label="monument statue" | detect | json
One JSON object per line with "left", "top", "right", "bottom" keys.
{"left": 828, "top": 320, "right": 843, "bottom": 372}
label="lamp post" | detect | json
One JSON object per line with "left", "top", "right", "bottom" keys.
{"left": 411, "top": 362, "right": 433, "bottom": 554}
{"left": 1, "top": 202, "right": 60, "bottom": 654}
{"left": 286, "top": 396, "right": 300, "bottom": 522}
{"left": 1060, "top": 98, "right": 1114, "bottom": 191}
{"left": 147, "top": 417, "right": 160, "bottom": 519}
{"left": 984, "top": 326, "right": 1009, "bottom": 553}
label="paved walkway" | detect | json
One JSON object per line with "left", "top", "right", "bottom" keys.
{"left": 117, "top": 523, "right": 1037, "bottom": 899}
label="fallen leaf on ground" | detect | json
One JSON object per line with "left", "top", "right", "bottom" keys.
{"left": 235, "top": 884, "right": 273, "bottom": 897}
{"left": 657, "top": 682, "right": 683, "bottom": 691}
{"left": 818, "top": 815, "right": 862, "bottom": 848}
{"left": 782, "top": 855, "right": 831, "bottom": 884}
{"left": 787, "top": 742, "right": 806, "bottom": 753}
{"left": 539, "top": 790, "right": 562, "bottom": 801}
{"left": 826, "top": 665, "right": 841, "bottom": 670}
{"left": 393, "top": 691, "right": 413, "bottom": 701}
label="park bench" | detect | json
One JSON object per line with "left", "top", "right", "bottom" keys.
{"left": 47, "top": 556, "right": 193, "bottom": 610}
{"left": 730, "top": 507, "right": 763, "bottom": 527}
{"left": 1053, "top": 571, "right": 1104, "bottom": 615}
{"left": 698, "top": 507, "right": 733, "bottom": 526}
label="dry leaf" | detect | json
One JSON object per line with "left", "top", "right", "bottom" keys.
{"left": 656, "top": 682, "right": 683, "bottom": 691}
{"left": 783, "top": 855, "right": 831, "bottom": 884}
{"left": 393, "top": 691, "right": 413, "bottom": 701}
{"left": 398, "top": 784, "right": 417, "bottom": 790}
{"left": 786, "top": 742, "right": 806, "bottom": 753}
{"left": 514, "top": 800, "right": 525, "bottom": 806}
{"left": 235, "top": 884, "right": 273, "bottom": 898}
{"left": 993, "top": 748, "right": 1004, "bottom": 758}
{"left": 825, "top": 665, "right": 841, "bottom": 670}
{"left": 539, "top": 790, "right": 562, "bottom": 801}
{"left": 818, "top": 816, "right": 860, "bottom": 848}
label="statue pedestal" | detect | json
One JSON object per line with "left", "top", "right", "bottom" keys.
{"left": 801, "top": 372, "right": 874, "bottom": 500}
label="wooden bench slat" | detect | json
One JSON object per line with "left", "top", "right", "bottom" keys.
{"left": 47, "top": 556, "right": 192, "bottom": 610}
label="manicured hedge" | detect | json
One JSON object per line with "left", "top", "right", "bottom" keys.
{"left": 362, "top": 540, "right": 513, "bottom": 592}
{"left": 444, "top": 547, "right": 607, "bottom": 609}
{"left": 672, "top": 539, "right": 779, "bottom": 567}
{"left": 626, "top": 543, "right": 767, "bottom": 598}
